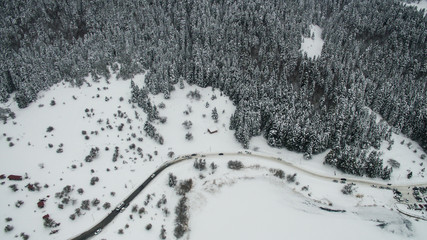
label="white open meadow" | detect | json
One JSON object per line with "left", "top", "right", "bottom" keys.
{"left": 1, "top": 71, "right": 426, "bottom": 240}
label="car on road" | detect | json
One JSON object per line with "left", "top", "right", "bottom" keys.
{"left": 393, "top": 189, "right": 402, "bottom": 196}
{"left": 94, "top": 228, "right": 102, "bottom": 235}
{"left": 150, "top": 173, "right": 156, "bottom": 179}
{"left": 333, "top": 179, "right": 338, "bottom": 183}
{"left": 115, "top": 202, "right": 125, "bottom": 211}
{"left": 120, "top": 202, "right": 129, "bottom": 212}
{"left": 191, "top": 153, "right": 197, "bottom": 156}
{"left": 219, "top": 153, "right": 224, "bottom": 155}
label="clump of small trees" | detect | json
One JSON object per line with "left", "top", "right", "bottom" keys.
{"left": 4, "top": 225, "right": 14, "bottom": 232}
{"left": 160, "top": 225, "right": 167, "bottom": 239}
{"left": 85, "top": 147, "right": 99, "bottom": 162}
{"left": 186, "top": 90, "right": 201, "bottom": 100}
{"left": 168, "top": 173, "right": 177, "bottom": 187}
{"left": 286, "top": 173, "right": 297, "bottom": 183}
{"left": 143, "top": 121, "right": 164, "bottom": 145}
{"left": 211, "top": 107, "right": 218, "bottom": 122}
{"left": 269, "top": 168, "right": 285, "bottom": 179}
{"left": 182, "top": 120, "right": 192, "bottom": 130}
{"left": 228, "top": 160, "right": 244, "bottom": 170}
{"left": 341, "top": 184, "right": 354, "bottom": 195}
{"left": 185, "top": 132, "right": 193, "bottom": 141}
{"left": 90, "top": 176, "right": 99, "bottom": 185}
{"left": 193, "top": 159, "right": 206, "bottom": 171}
{"left": 176, "top": 179, "right": 193, "bottom": 196}
{"left": 43, "top": 216, "right": 60, "bottom": 228}
{"left": 174, "top": 197, "right": 189, "bottom": 239}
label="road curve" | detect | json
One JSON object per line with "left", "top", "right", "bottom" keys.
{"left": 69, "top": 151, "right": 427, "bottom": 239}
{"left": 68, "top": 162, "right": 176, "bottom": 240}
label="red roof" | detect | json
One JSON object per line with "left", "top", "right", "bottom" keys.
{"left": 0, "top": 174, "right": 5, "bottom": 179}
{"left": 37, "top": 200, "right": 45, "bottom": 208}
{"left": 8, "top": 175, "right": 22, "bottom": 181}
{"left": 42, "top": 214, "right": 50, "bottom": 219}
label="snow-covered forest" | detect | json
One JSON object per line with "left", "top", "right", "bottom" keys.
{"left": 1, "top": 0, "right": 426, "bottom": 178}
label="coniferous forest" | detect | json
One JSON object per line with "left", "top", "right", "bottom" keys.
{"left": 1, "top": 0, "right": 426, "bottom": 178}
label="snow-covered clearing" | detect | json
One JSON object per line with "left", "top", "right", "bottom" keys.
{"left": 403, "top": 0, "right": 427, "bottom": 14}
{"left": 191, "top": 179, "right": 407, "bottom": 240}
{"left": 300, "top": 24, "right": 324, "bottom": 59}
{"left": 0, "top": 71, "right": 426, "bottom": 240}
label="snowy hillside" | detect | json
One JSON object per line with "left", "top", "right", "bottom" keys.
{"left": 1, "top": 73, "right": 426, "bottom": 240}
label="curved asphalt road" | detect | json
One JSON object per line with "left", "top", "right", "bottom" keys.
{"left": 69, "top": 152, "right": 427, "bottom": 239}
{"left": 69, "top": 160, "right": 178, "bottom": 240}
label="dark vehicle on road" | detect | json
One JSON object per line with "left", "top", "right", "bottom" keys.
{"left": 191, "top": 153, "right": 197, "bottom": 156}
{"left": 219, "top": 153, "right": 224, "bottom": 155}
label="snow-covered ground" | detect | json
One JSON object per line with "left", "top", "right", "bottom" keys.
{"left": 1, "top": 71, "right": 426, "bottom": 240}
{"left": 300, "top": 24, "right": 324, "bottom": 59}
{"left": 403, "top": 0, "right": 427, "bottom": 14}
{"left": 191, "top": 179, "right": 414, "bottom": 240}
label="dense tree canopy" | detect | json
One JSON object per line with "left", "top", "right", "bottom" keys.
{"left": 1, "top": 0, "right": 426, "bottom": 177}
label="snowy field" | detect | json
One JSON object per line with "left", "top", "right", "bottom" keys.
{"left": 300, "top": 24, "right": 324, "bottom": 59}
{"left": 1, "top": 72, "right": 426, "bottom": 240}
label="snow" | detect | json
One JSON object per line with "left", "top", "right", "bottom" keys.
{"left": 300, "top": 24, "right": 324, "bottom": 59}
{"left": 403, "top": 0, "right": 427, "bottom": 14}
{"left": 1, "top": 70, "right": 426, "bottom": 240}
{"left": 0, "top": 72, "right": 241, "bottom": 240}
{"left": 190, "top": 179, "right": 404, "bottom": 240}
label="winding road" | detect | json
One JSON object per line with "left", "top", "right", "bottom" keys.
{"left": 69, "top": 151, "right": 427, "bottom": 240}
